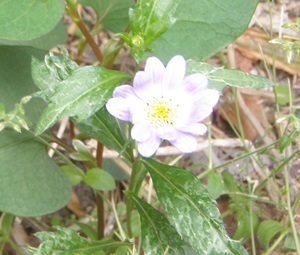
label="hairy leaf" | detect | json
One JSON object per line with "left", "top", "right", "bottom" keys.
{"left": 29, "top": 226, "right": 130, "bottom": 255}
{"left": 131, "top": 194, "right": 188, "bottom": 255}
{"left": 142, "top": 158, "right": 247, "bottom": 255}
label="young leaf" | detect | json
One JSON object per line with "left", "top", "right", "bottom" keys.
{"left": 142, "top": 158, "right": 248, "bottom": 255}
{"left": 130, "top": 194, "right": 188, "bottom": 255}
{"left": 207, "top": 171, "right": 224, "bottom": 199}
{"left": 71, "top": 139, "right": 95, "bottom": 163}
{"left": 0, "top": 130, "right": 71, "bottom": 217}
{"left": 74, "top": 107, "right": 132, "bottom": 162}
{"left": 147, "top": 0, "right": 259, "bottom": 62}
{"left": 233, "top": 210, "right": 259, "bottom": 240}
{"left": 84, "top": 168, "right": 116, "bottom": 191}
{"left": 257, "top": 220, "right": 283, "bottom": 249}
{"left": 28, "top": 226, "right": 130, "bottom": 255}
{"left": 128, "top": 0, "right": 180, "bottom": 60}
{"left": 34, "top": 65, "right": 131, "bottom": 135}
{"left": 0, "top": 0, "right": 65, "bottom": 41}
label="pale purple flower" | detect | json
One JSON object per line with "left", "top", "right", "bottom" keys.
{"left": 106, "top": 56, "right": 219, "bottom": 157}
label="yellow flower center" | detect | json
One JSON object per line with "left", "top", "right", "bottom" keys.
{"left": 147, "top": 98, "right": 177, "bottom": 127}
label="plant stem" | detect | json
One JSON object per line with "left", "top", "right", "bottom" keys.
{"left": 96, "top": 142, "right": 105, "bottom": 239}
{"left": 66, "top": 2, "right": 103, "bottom": 64}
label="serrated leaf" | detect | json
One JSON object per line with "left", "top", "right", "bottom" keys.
{"left": 0, "top": 130, "right": 71, "bottom": 216}
{"left": 34, "top": 64, "right": 131, "bottom": 135}
{"left": 75, "top": 107, "right": 132, "bottom": 162}
{"left": 131, "top": 194, "right": 187, "bottom": 255}
{"left": 147, "top": 0, "right": 259, "bottom": 62}
{"left": 0, "top": 0, "right": 65, "bottom": 41}
{"left": 79, "top": 0, "right": 134, "bottom": 32}
{"left": 84, "top": 168, "right": 116, "bottom": 191}
{"left": 257, "top": 220, "right": 283, "bottom": 249}
{"left": 142, "top": 158, "right": 247, "bottom": 255}
{"left": 28, "top": 226, "right": 130, "bottom": 255}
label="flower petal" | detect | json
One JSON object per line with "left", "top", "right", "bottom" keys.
{"left": 113, "top": 85, "right": 135, "bottom": 98}
{"left": 106, "top": 98, "right": 131, "bottom": 121}
{"left": 137, "top": 135, "right": 161, "bottom": 157}
{"left": 144, "top": 57, "right": 165, "bottom": 84}
{"left": 131, "top": 123, "right": 152, "bottom": 142}
{"left": 156, "top": 125, "right": 178, "bottom": 140}
{"left": 176, "top": 123, "right": 207, "bottom": 135}
{"left": 182, "top": 73, "right": 208, "bottom": 92}
{"left": 163, "top": 55, "right": 186, "bottom": 92}
{"left": 133, "top": 57, "right": 165, "bottom": 101}
{"left": 169, "top": 132, "right": 198, "bottom": 153}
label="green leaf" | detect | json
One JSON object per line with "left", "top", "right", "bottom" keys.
{"left": 0, "top": 0, "right": 65, "bottom": 41}
{"left": 33, "top": 51, "right": 131, "bottom": 134}
{"left": 79, "top": 0, "right": 134, "bottom": 32}
{"left": 70, "top": 139, "right": 95, "bottom": 163}
{"left": 61, "top": 165, "right": 84, "bottom": 186}
{"left": 130, "top": 0, "right": 179, "bottom": 46}
{"left": 75, "top": 107, "right": 132, "bottom": 162}
{"left": 257, "top": 220, "right": 283, "bottom": 249}
{"left": 187, "top": 60, "right": 273, "bottom": 92}
{"left": 233, "top": 210, "right": 259, "bottom": 240}
{"left": 84, "top": 168, "right": 116, "bottom": 191}
{"left": 0, "top": 213, "right": 14, "bottom": 235}
{"left": 0, "top": 130, "right": 71, "bottom": 216}
{"left": 28, "top": 226, "right": 130, "bottom": 255}
{"left": 142, "top": 158, "right": 247, "bottom": 255}
{"left": 0, "top": 22, "right": 67, "bottom": 50}
{"left": 147, "top": 0, "right": 259, "bottom": 62}
{"left": 278, "top": 135, "right": 291, "bottom": 153}
{"left": 0, "top": 46, "right": 47, "bottom": 125}
{"left": 131, "top": 194, "right": 187, "bottom": 255}
{"left": 282, "top": 233, "right": 300, "bottom": 251}
{"left": 274, "top": 84, "right": 294, "bottom": 105}
{"left": 207, "top": 171, "right": 224, "bottom": 199}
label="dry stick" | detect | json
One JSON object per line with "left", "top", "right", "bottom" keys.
{"left": 96, "top": 142, "right": 105, "bottom": 239}
{"left": 236, "top": 90, "right": 280, "bottom": 203}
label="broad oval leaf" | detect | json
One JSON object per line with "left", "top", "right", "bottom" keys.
{"left": 0, "top": 130, "right": 71, "bottom": 216}
{"left": 0, "top": 0, "right": 65, "bottom": 41}
{"left": 84, "top": 168, "right": 116, "bottom": 191}
{"left": 147, "top": 0, "right": 259, "bottom": 62}
{"left": 142, "top": 158, "right": 248, "bottom": 255}
{"left": 79, "top": 0, "right": 134, "bottom": 32}
{"left": 131, "top": 194, "right": 188, "bottom": 255}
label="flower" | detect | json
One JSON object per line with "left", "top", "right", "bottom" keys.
{"left": 106, "top": 55, "right": 219, "bottom": 157}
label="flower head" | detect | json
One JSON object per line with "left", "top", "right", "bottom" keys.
{"left": 106, "top": 56, "right": 219, "bottom": 157}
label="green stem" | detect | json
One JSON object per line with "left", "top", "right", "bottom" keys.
{"left": 264, "top": 229, "right": 289, "bottom": 255}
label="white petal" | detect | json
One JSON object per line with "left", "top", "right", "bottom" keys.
{"left": 169, "top": 132, "right": 197, "bottom": 153}
{"left": 163, "top": 55, "right": 186, "bottom": 92}
{"left": 176, "top": 123, "right": 207, "bottom": 135}
{"left": 182, "top": 73, "right": 208, "bottom": 92}
{"left": 156, "top": 125, "right": 178, "bottom": 140}
{"left": 131, "top": 123, "right": 152, "bottom": 142}
{"left": 137, "top": 135, "right": 161, "bottom": 157}
{"left": 106, "top": 98, "right": 131, "bottom": 121}
{"left": 144, "top": 57, "right": 165, "bottom": 84}
{"left": 113, "top": 85, "right": 135, "bottom": 98}
{"left": 176, "top": 89, "right": 219, "bottom": 124}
